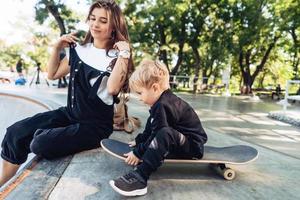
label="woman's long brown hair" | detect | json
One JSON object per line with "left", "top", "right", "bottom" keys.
{"left": 81, "top": 0, "right": 134, "bottom": 93}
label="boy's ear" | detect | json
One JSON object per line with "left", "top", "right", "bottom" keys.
{"left": 152, "top": 83, "right": 159, "bottom": 91}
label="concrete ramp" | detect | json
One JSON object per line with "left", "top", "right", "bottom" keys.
{"left": 0, "top": 94, "right": 49, "bottom": 169}
{"left": 0, "top": 94, "right": 49, "bottom": 140}
{"left": 0, "top": 93, "right": 63, "bottom": 198}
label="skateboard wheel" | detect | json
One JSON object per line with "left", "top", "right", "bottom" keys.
{"left": 223, "top": 168, "right": 235, "bottom": 180}
{"left": 211, "top": 164, "right": 236, "bottom": 180}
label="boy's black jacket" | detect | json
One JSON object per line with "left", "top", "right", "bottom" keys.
{"left": 133, "top": 89, "right": 207, "bottom": 158}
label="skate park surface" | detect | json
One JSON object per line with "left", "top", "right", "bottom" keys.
{"left": 0, "top": 84, "right": 299, "bottom": 200}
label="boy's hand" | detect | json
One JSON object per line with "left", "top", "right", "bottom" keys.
{"left": 128, "top": 141, "right": 136, "bottom": 147}
{"left": 124, "top": 151, "right": 140, "bottom": 166}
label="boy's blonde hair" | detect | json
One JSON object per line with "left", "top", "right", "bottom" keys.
{"left": 129, "top": 59, "right": 170, "bottom": 92}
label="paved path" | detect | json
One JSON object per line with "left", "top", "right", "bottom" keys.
{"left": 0, "top": 85, "right": 299, "bottom": 199}
{"left": 47, "top": 95, "right": 300, "bottom": 200}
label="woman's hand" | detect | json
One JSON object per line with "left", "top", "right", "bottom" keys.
{"left": 113, "top": 41, "right": 130, "bottom": 51}
{"left": 128, "top": 140, "right": 136, "bottom": 147}
{"left": 124, "top": 151, "right": 140, "bottom": 166}
{"left": 54, "top": 33, "right": 79, "bottom": 50}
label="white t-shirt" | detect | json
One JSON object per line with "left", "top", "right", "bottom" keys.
{"left": 66, "top": 43, "right": 118, "bottom": 105}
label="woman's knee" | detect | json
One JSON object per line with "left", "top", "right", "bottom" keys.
{"left": 3, "top": 122, "right": 27, "bottom": 147}
{"left": 30, "top": 129, "right": 52, "bottom": 157}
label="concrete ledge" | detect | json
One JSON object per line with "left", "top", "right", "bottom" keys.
{"left": 0, "top": 156, "right": 73, "bottom": 199}
{"left": 268, "top": 110, "right": 300, "bottom": 127}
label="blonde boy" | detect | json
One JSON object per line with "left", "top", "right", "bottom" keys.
{"left": 110, "top": 59, "right": 208, "bottom": 196}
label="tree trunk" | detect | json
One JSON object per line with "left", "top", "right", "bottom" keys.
{"left": 212, "top": 61, "right": 220, "bottom": 85}
{"left": 192, "top": 46, "right": 201, "bottom": 93}
{"left": 239, "top": 50, "right": 252, "bottom": 94}
{"left": 170, "top": 12, "right": 187, "bottom": 75}
{"left": 202, "top": 61, "right": 214, "bottom": 85}
{"left": 202, "top": 69, "right": 209, "bottom": 85}
{"left": 158, "top": 24, "right": 169, "bottom": 71}
{"left": 239, "top": 36, "right": 279, "bottom": 94}
{"left": 201, "top": 51, "right": 218, "bottom": 86}
{"left": 251, "top": 36, "right": 279, "bottom": 85}
{"left": 258, "top": 72, "right": 267, "bottom": 88}
{"left": 46, "top": 4, "right": 66, "bottom": 35}
{"left": 290, "top": 27, "right": 299, "bottom": 79}
{"left": 188, "top": 10, "right": 203, "bottom": 93}
{"left": 293, "top": 57, "right": 300, "bottom": 79}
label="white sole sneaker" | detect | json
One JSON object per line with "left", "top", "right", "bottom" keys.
{"left": 109, "top": 180, "right": 147, "bottom": 196}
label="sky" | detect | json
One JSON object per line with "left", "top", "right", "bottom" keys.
{"left": 0, "top": 0, "right": 89, "bottom": 45}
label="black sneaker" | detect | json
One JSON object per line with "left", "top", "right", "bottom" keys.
{"left": 109, "top": 170, "right": 147, "bottom": 196}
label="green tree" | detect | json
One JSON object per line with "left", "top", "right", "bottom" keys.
{"left": 0, "top": 41, "right": 24, "bottom": 71}
{"left": 35, "top": 0, "right": 80, "bottom": 35}
{"left": 230, "top": 0, "right": 280, "bottom": 94}
{"left": 277, "top": 0, "right": 300, "bottom": 80}
{"left": 121, "top": 0, "right": 297, "bottom": 93}
{"left": 186, "top": 0, "right": 211, "bottom": 92}
{"left": 27, "top": 32, "right": 51, "bottom": 71}
{"left": 124, "top": 0, "right": 189, "bottom": 73}
{"left": 185, "top": 0, "right": 232, "bottom": 92}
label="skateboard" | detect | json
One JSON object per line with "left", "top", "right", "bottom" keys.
{"left": 100, "top": 139, "right": 258, "bottom": 180}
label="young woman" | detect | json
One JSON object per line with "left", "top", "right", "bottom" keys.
{"left": 0, "top": 0, "right": 133, "bottom": 186}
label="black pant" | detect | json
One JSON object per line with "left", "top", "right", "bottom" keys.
{"left": 1, "top": 109, "right": 107, "bottom": 165}
{"left": 136, "top": 127, "right": 203, "bottom": 181}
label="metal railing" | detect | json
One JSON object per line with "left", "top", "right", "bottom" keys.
{"left": 282, "top": 80, "right": 300, "bottom": 110}
{"left": 169, "top": 75, "right": 228, "bottom": 94}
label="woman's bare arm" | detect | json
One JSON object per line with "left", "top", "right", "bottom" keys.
{"left": 107, "top": 41, "right": 130, "bottom": 95}
{"left": 107, "top": 57, "right": 128, "bottom": 95}
{"left": 47, "top": 33, "right": 78, "bottom": 80}
{"left": 47, "top": 47, "right": 70, "bottom": 80}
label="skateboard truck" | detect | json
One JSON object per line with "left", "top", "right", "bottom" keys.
{"left": 210, "top": 164, "right": 236, "bottom": 180}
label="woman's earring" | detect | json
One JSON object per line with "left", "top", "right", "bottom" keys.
{"left": 111, "top": 30, "right": 116, "bottom": 39}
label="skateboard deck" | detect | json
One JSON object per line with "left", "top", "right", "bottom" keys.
{"left": 101, "top": 139, "right": 259, "bottom": 180}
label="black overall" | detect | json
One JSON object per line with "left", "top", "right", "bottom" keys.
{"left": 1, "top": 45, "right": 115, "bottom": 165}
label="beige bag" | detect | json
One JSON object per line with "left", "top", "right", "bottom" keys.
{"left": 113, "top": 93, "right": 141, "bottom": 133}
